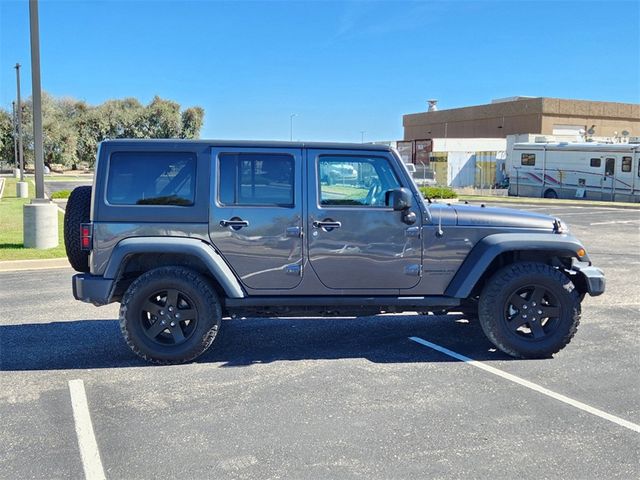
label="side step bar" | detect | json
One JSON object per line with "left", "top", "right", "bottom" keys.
{"left": 225, "top": 296, "right": 460, "bottom": 309}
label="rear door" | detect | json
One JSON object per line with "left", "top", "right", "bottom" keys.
{"left": 307, "top": 149, "right": 422, "bottom": 290}
{"left": 209, "top": 147, "right": 303, "bottom": 290}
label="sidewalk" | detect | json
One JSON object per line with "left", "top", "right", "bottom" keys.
{"left": 0, "top": 257, "right": 70, "bottom": 272}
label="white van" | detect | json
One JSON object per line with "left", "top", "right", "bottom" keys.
{"left": 507, "top": 142, "right": 640, "bottom": 202}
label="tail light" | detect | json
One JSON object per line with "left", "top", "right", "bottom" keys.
{"left": 80, "top": 223, "right": 93, "bottom": 251}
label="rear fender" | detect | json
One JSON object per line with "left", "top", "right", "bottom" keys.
{"left": 104, "top": 237, "right": 245, "bottom": 299}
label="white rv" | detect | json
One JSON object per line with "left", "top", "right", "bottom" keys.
{"left": 507, "top": 142, "right": 640, "bottom": 202}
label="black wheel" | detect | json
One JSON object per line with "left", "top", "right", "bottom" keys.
{"left": 543, "top": 189, "right": 558, "bottom": 199}
{"left": 119, "top": 266, "right": 222, "bottom": 364}
{"left": 478, "top": 262, "right": 580, "bottom": 358}
{"left": 63, "top": 186, "right": 92, "bottom": 272}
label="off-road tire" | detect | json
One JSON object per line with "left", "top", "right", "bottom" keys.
{"left": 478, "top": 262, "right": 580, "bottom": 359}
{"left": 63, "top": 186, "right": 92, "bottom": 272}
{"left": 119, "top": 266, "right": 222, "bottom": 364}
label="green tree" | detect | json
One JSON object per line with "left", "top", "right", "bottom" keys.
{"left": 180, "top": 107, "right": 205, "bottom": 139}
{"left": 0, "top": 108, "right": 14, "bottom": 165}
{"left": 4, "top": 92, "right": 205, "bottom": 168}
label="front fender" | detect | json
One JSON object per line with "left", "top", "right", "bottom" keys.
{"left": 444, "top": 233, "right": 589, "bottom": 298}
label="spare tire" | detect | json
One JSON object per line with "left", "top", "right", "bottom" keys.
{"left": 64, "top": 186, "right": 92, "bottom": 272}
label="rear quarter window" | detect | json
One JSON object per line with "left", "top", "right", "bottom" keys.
{"left": 106, "top": 152, "right": 197, "bottom": 206}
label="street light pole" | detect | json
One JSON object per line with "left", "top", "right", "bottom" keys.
{"left": 29, "top": 0, "right": 45, "bottom": 199}
{"left": 289, "top": 113, "right": 297, "bottom": 141}
{"left": 22, "top": 0, "right": 58, "bottom": 249}
{"left": 11, "top": 101, "right": 18, "bottom": 171}
{"left": 14, "top": 64, "right": 24, "bottom": 181}
{"left": 360, "top": 131, "right": 366, "bottom": 143}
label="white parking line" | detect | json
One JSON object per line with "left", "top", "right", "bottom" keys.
{"left": 589, "top": 220, "right": 640, "bottom": 226}
{"left": 409, "top": 337, "right": 640, "bottom": 433}
{"left": 68, "top": 380, "right": 106, "bottom": 480}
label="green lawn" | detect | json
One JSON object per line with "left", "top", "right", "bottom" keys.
{"left": 0, "top": 177, "right": 66, "bottom": 261}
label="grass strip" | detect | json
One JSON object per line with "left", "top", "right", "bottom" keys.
{"left": 0, "top": 177, "right": 66, "bottom": 261}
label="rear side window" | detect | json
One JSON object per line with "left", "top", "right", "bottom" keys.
{"left": 590, "top": 158, "right": 601, "bottom": 168}
{"left": 106, "top": 152, "right": 196, "bottom": 206}
{"left": 521, "top": 153, "right": 536, "bottom": 166}
{"left": 622, "top": 156, "right": 631, "bottom": 172}
{"left": 218, "top": 153, "right": 294, "bottom": 206}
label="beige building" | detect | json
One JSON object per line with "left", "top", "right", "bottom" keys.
{"left": 403, "top": 97, "right": 640, "bottom": 140}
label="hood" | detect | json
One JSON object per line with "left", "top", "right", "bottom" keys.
{"left": 425, "top": 201, "right": 561, "bottom": 230}
{"left": 453, "top": 203, "right": 559, "bottom": 230}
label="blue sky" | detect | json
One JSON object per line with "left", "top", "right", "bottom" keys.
{"left": 1, "top": 0, "right": 639, "bottom": 142}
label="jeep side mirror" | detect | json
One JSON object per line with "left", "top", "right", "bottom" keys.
{"left": 386, "top": 187, "right": 412, "bottom": 211}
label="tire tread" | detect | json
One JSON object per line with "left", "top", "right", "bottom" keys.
{"left": 119, "top": 266, "right": 221, "bottom": 365}
{"left": 478, "top": 261, "right": 580, "bottom": 358}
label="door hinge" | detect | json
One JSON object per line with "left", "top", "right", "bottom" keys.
{"left": 284, "top": 264, "right": 302, "bottom": 276}
{"left": 405, "top": 226, "right": 421, "bottom": 238}
{"left": 286, "top": 226, "right": 302, "bottom": 237}
{"left": 404, "top": 264, "right": 423, "bottom": 277}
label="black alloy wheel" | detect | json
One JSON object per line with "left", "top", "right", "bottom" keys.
{"left": 140, "top": 288, "right": 199, "bottom": 346}
{"left": 503, "top": 284, "right": 560, "bottom": 341}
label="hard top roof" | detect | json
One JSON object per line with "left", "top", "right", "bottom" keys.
{"left": 100, "top": 138, "right": 392, "bottom": 151}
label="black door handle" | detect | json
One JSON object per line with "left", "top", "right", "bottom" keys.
{"left": 313, "top": 220, "right": 342, "bottom": 230}
{"left": 220, "top": 218, "right": 249, "bottom": 229}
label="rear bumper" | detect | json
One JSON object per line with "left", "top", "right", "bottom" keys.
{"left": 72, "top": 274, "right": 114, "bottom": 306}
{"left": 571, "top": 260, "right": 605, "bottom": 297}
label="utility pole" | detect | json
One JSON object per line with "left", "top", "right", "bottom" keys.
{"left": 289, "top": 113, "right": 297, "bottom": 141}
{"left": 360, "top": 130, "right": 366, "bottom": 143}
{"left": 14, "top": 64, "right": 24, "bottom": 181}
{"left": 29, "top": 0, "right": 45, "bottom": 199}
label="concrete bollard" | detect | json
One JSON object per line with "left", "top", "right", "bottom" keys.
{"left": 13, "top": 168, "right": 21, "bottom": 178}
{"left": 16, "top": 181, "right": 29, "bottom": 198}
{"left": 23, "top": 200, "right": 59, "bottom": 249}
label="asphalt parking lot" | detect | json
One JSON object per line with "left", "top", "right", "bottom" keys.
{"left": 1, "top": 202, "right": 638, "bottom": 480}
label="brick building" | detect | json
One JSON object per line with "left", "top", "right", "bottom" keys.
{"left": 403, "top": 97, "right": 640, "bottom": 140}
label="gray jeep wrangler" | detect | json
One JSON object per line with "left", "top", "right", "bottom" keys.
{"left": 65, "top": 139, "right": 604, "bottom": 364}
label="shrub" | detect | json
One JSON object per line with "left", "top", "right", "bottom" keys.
{"left": 51, "top": 190, "right": 71, "bottom": 199}
{"left": 419, "top": 186, "right": 457, "bottom": 199}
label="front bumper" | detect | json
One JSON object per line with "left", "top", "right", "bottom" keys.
{"left": 72, "top": 274, "right": 114, "bottom": 306}
{"left": 571, "top": 260, "right": 605, "bottom": 297}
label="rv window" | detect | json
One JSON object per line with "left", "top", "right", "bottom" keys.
{"left": 521, "top": 153, "right": 536, "bottom": 166}
{"left": 621, "top": 157, "right": 632, "bottom": 173}
{"left": 590, "top": 158, "right": 601, "bottom": 168}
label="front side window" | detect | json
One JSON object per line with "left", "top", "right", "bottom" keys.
{"left": 106, "top": 152, "right": 196, "bottom": 206}
{"left": 621, "top": 156, "right": 632, "bottom": 172}
{"left": 218, "top": 153, "right": 294, "bottom": 206}
{"left": 318, "top": 156, "right": 400, "bottom": 207}
{"left": 521, "top": 153, "right": 536, "bottom": 166}
{"left": 590, "top": 158, "right": 601, "bottom": 168}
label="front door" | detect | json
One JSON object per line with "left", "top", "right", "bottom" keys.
{"left": 307, "top": 149, "right": 422, "bottom": 290}
{"left": 604, "top": 157, "right": 616, "bottom": 201}
{"left": 209, "top": 147, "right": 303, "bottom": 290}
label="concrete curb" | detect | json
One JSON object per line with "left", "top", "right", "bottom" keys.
{"left": 458, "top": 196, "right": 640, "bottom": 210}
{"left": 0, "top": 257, "right": 70, "bottom": 272}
